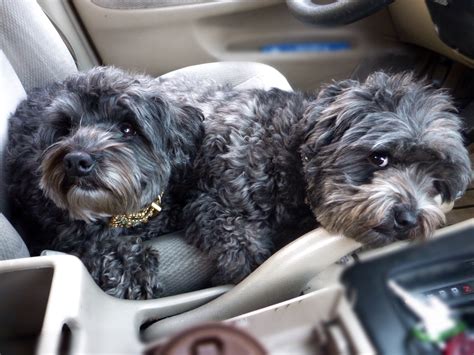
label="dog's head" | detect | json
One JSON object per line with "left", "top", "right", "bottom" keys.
{"left": 39, "top": 67, "right": 203, "bottom": 222}
{"left": 301, "top": 72, "right": 471, "bottom": 246}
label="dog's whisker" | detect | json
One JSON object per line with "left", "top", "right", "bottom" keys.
{"left": 77, "top": 112, "right": 84, "bottom": 129}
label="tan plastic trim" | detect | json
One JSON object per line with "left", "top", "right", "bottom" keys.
{"left": 146, "top": 286, "right": 376, "bottom": 354}
{"left": 73, "top": 0, "right": 282, "bottom": 26}
{"left": 389, "top": 0, "right": 474, "bottom": 68}
{"left": 91, "top": 0, "right": 215, "bottom": 10}
{"left": 227, "top": 286, "right": 375, "bottom": 355}
{"left": 142, "top": 228, "right": 361, "bottom": 341}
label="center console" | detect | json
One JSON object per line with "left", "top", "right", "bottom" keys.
{"left": 148, "top": 219, "right": 474, "bottom": 355}
{"left": 0, "top": 219, "right": 472, "bottom": 354}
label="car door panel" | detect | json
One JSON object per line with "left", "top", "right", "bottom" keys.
{"left": 70, "top": 0, "right": 408, "bottom": 90}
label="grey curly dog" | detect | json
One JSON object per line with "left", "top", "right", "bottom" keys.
{"left": 6, "top": 67, "right": 204, "bottom": 299}
{"left": 160, "top": 71, "right": 472, "bottom": 285}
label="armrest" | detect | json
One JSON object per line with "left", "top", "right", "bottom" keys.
{"left": 142, "top": 228, "right": 360, "bottom": 341}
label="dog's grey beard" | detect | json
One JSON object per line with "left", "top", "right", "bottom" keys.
{"left": 40, "top": 127, "right": 143, "bottom": 223}
{"left": 315, "top": 167, "right": 446, "bottom": 246}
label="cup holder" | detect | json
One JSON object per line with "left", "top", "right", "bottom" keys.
{"left": 0, "top": 255, "right": 232, "bottom": 354}
{"left": 0, "top": 267, "right": 54, "bottom": 355}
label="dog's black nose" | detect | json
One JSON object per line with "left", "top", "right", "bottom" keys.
{"left": 64, "top": 152, "right": 95, "bottom": 177}
{"left": 394, "top": 205, "right": 418, "bottom": 231}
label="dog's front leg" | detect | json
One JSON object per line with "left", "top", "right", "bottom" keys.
{"left": 91, "top": 235, "right": 162, "bottom": 300}
{"left": 55, "top": 227, "right": 162, "bottom": 299}
{"left": 185, "top": 194, "right": 275, "bottom": 285}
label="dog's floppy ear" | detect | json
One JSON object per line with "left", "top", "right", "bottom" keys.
{"left": 142, "top": 93, "right": 204, "bottom": 167}
{"left": 300, "top": 78, "right": 360, "bottom": 158}
{"left": 117, "top": 91, "right": 204, "bottom": 167}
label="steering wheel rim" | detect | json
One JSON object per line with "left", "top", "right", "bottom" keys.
{"left": 286, "top": 0, "right": 395, "bottom": 26}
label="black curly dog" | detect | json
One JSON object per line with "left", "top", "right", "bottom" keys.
{"left": 159, "top": 72, "right": 471, "bottom": 285}
{"left": 6, "top": 67, "right": 203, "bottom": 299}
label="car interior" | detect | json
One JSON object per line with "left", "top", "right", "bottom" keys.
{"left": 0, "top": 0, "right": 473, "bottom": 354}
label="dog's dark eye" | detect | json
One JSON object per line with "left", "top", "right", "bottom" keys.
{"left": 369, "top": 152, "right": 389, "bottom": 168}
{"left": 119, "top": 122, "right": 136, "bottom": 137}
{"left": 50, "top": 114, "right": 73, "bottom": 138}
{"left": 56, "top": 126, "right": 71, "bottom": 138}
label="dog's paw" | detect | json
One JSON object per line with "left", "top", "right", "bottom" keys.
{"left": 88, "top": 239, "right": 163, "bottom": 300}
{"left": 100, "top": 252, "right": 163, "bottom": 300}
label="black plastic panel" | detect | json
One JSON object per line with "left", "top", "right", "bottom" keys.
{"left": 342, "top": 222, "right": 474, "bottom": 354}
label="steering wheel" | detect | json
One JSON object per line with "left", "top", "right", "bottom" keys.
{"left": 286, "top": 0, "right": 395, "bottom": 26}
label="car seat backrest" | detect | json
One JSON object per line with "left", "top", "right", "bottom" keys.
{"left": 0, "top": 51, "right": 26, "bottom": 215}
{"left": 0, "top": 0, "right": 77, "bottom": 91}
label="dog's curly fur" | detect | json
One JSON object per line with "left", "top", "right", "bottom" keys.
{"left": 6, "top": 67, "right": 204, "bottom": 299}
{"left": 158, "top": 72, "right": 472, "bottom": 284}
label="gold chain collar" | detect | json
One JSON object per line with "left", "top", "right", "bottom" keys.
{"left": 109, "top": 193, "right": 163, "bottom": 228}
